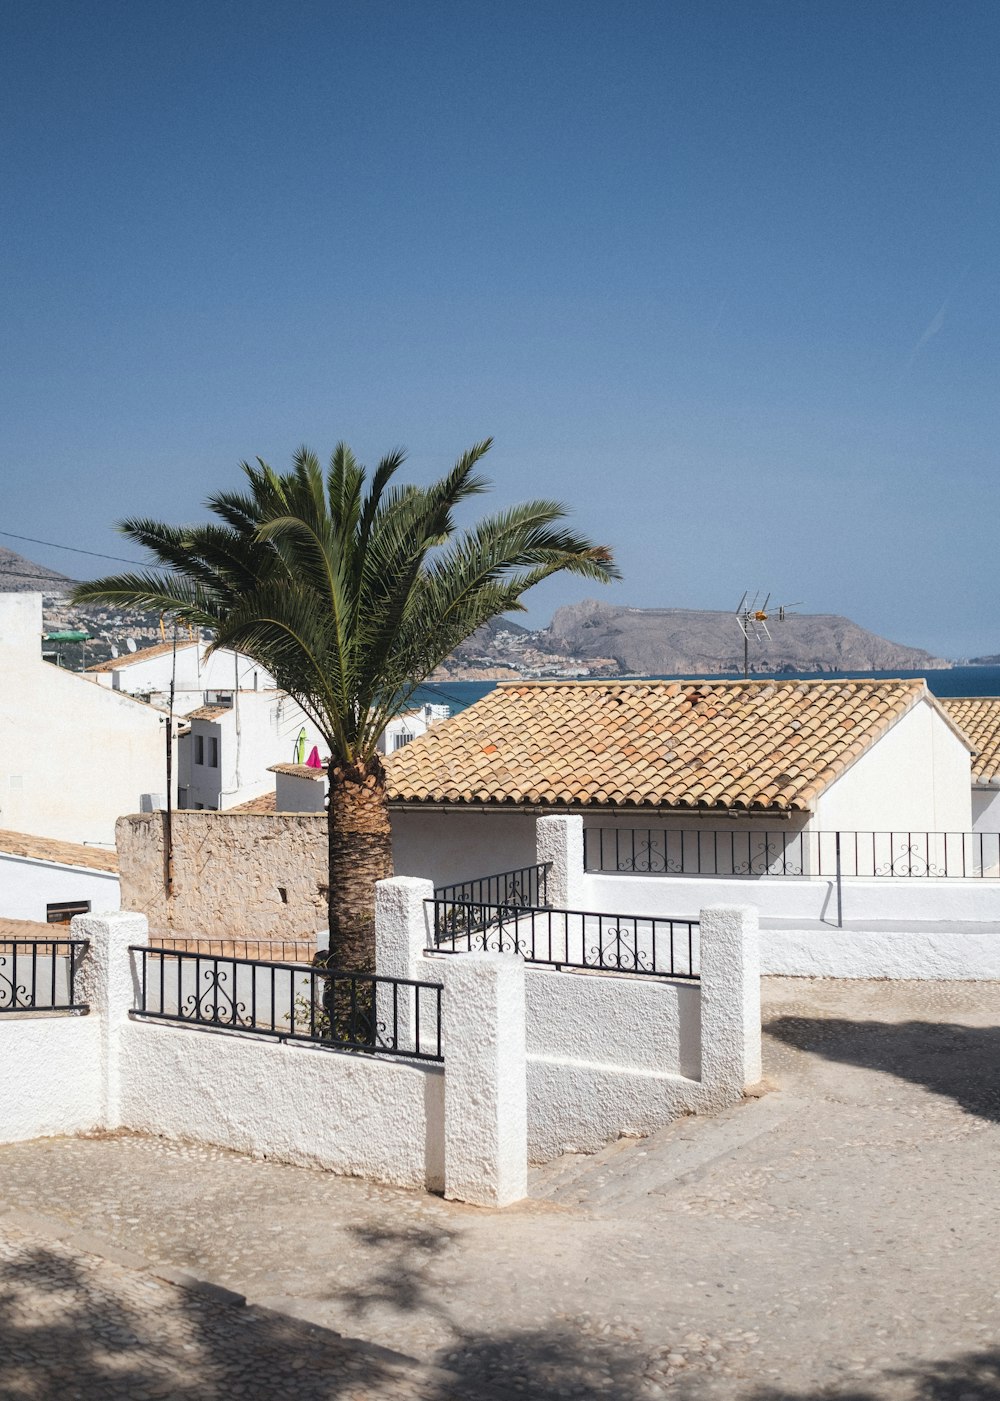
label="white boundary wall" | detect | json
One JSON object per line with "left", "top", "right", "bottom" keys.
{"left": 0, "top": 853, "right": 120, "bottom": 923}
{"left": 389, "top": 834, "right": 762, "bottom": 1162}
{"left": 0, "top": 868, "right": 762, "bottom": 1191}
{"left": 563, "top": 816, "right": 1000, "bottom": 978}
{"left": 0, "top": 908, "right": 528, "bottom": 1206}
{"left": 0, "top": 1016, "right": 101, "bottom": 1143}
{"left": 582, "top": 871, "right": 1000, "bottom": 925}
{"left": 759, "top": 926, "right": 1000, "bottom": 980}
{"left": 117, "top": 1017, "right": 446, "bottom": 1190}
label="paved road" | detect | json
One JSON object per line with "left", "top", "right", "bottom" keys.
{"left": 1, "top": 976, "right": 999, "bottom": 1399}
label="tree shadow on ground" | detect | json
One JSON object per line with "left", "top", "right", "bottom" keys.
{"left": 0, "top": 1235, "right": 404, "bottom": 1400}
{"left": 8, "top": 1222, "right": 999, "bottom": 1400}
{"left": 0, "top": 1228, "right": 663, "bottom": 1400}
{"left": 752, "top": 1346, "right": 1000, "bottom": 1401}
{"left": 765, "top": 1014, "right": 1000, "bottom": 1123}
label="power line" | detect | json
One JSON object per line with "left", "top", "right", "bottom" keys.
{"left": 0, "top": 529, "right": 144, "bottom": 566}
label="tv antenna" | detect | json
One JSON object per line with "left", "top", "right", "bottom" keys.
{"left": 735, "top": 592, "right": 802, "bottom": 678}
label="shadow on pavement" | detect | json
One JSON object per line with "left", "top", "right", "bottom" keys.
{"left": 7, "top": 1222, "right": 1000, "bottom": 1400}
{"left": 0, "top": 1230, "right": 660, "bottom": 1400}
{"left": 0, "top": 1237, "right": 398, "bottom": 1400}
{"left": 766, "top": 1015, "right": 1000, "bottom": 1123}
{"left": 753, "top": 1347, "right": 1000, "bottom": 1401}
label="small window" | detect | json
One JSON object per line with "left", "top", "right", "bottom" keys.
{"left": 391, "top": 732, "right": 413, "bottom": 751}
{"left": 208, "top": 736, "right": 219, "bottom": 768}
{"left": 194, "top": 735, "right": 204, "bottom": 765}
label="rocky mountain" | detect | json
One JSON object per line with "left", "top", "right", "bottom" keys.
{"left": 435, "top": 600, "right": 949, "bottom": 678}
{"left": 540, "top": 601, "right": 948, "bottom": 675}
{"left": 0, "top": 546, "right": 76, "bottom": 595}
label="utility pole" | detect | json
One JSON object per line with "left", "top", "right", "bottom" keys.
{"left": 164, "top": 623, "right": 177, "bottom": 896}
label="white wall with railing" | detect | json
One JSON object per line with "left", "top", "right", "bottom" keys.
{"left": 385, "top": 854, "right": 762, "bottom": 1161}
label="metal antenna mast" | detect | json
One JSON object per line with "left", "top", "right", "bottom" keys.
{"left": 735, "top": 593, "right": 802, "bottom": 678}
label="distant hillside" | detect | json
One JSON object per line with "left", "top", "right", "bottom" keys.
{"left": 0, "top": 546, "right": 76, "bottom": 594}
{"left": 542, "top": 601, "right": 949, "bottom": 675}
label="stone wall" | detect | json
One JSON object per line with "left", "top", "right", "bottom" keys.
{"left": 116, "top": 811, "right": 327, "bottom": 940}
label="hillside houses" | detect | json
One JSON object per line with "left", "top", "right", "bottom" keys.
{"left": 87, "top": 639, "right": 276, "bottom": 716}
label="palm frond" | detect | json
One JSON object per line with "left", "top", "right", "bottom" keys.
{"left": 71, "top": 438, "right": 617, "bottom": 763}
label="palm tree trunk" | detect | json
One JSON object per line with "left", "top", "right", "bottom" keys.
{"left": 326, "top": 758, "right": 393, "bottom": 975}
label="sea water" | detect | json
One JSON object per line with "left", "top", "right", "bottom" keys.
{"left": 413, "top": 666, "right": 1000, "bottom": 715}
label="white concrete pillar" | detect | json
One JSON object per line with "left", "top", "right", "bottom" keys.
{"left": 375, "top": 877, "right": 435, "bottom": 1049}
{"left": 73, "top": 911, "right": 148, "bottom": 1129}
{"left": 535, "top": 814, "right": 584, "bottom": 907}
{"left": 433, "top": 951, "right": 528, "bottom": 1207}
{"left": 376, "top": 877, "right": 434, "bottom": 979}
{"left": 698, "top": 905, "right": 762, "bottom": 1102}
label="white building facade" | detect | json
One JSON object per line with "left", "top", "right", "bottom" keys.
{"left": 89, "top": 640, "right": 276, "bottom": 717}
{"left": 179, "top": 691, "right": 325, "bottom": 811}
{"left": 0, "top": 594, "right": 168, "bottom": 846}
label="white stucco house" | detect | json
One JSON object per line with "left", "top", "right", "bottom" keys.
{"left": 178, "top": 691, "right": 325, "bottom": 812}
{"left": 386, "top": 678, "right": 973, "bottom": 888}
{"left": 0, "top": 829, "right": 120, "bottom": 923}
{"left": 941, "top": 698, "right": 1000, "bottom": 833}
{"left": 0, "top": 593, "right": 170, "bottom": 846}
{"left": 88, "top": 639, "right": 276, "bottom": 717}
{"left": 266, "top": 763, "right": 327, "bottom": 813}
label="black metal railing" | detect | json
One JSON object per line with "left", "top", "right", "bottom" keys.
{"left": 428, "top": 900, "right": 698, "bottom": 979}
{"left": 584, "top": 827, "right": 1000, "bottom": 881}
{"left": 434, "top": 862, "right": 551, "bottom": 913}
{"left": 0, "top": 939, "right": 89, "bottom": 1014}
{"left": 130, "top": 948, "right": 443, "bottom": 1061}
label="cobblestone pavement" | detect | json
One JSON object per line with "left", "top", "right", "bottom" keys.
{"left": 2, "top": 977, "right": 1000, "bottom": 1399}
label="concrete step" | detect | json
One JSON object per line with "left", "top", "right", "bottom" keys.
{"left": 531, "top": 1090, "right": 803, "bottom": 1214}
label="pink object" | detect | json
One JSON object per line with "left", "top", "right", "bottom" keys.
{"left": 306, "top": 746, "right": 323, "bottom": 769}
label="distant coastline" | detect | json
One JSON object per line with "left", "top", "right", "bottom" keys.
{"left": 415, "top": 665, "right": 1000, "bottom": 714}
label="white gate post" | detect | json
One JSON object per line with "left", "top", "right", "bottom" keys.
{"left": 698, "top": 904, "right": 762, "bottom": 1103}
{"left": 73, "top": 911, "right": 148, "bottom": 1129}
{"left": 535, "top": 814, "right": 584, "bottom": 908}
{"left": 432, "top": 951, "right": 528, "bottom": 1207}
{"left": 375, "top": 876, "right": 435, "bottom": 1049}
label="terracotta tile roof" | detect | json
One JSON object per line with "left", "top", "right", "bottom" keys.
{"left": 0, "top": 829, "right": 119, "bottom": 872}
{"left": 0, "top": 917, "right": 54, "bottom": 940}
{"left": 941, "top": 698, "right": 1000, "bottom": 782}
{"left": 268, "top": 763, "right": 326, "bottom": 779}
{"left": 87, "top": 640, "right": 199, "bottom": 672}
{"left": 385, "top": 678, "right": 954, "bottom": 813}
{"left": 187, "top": 704, "right": 232, "bottom": 721}
{"left": 227, "top": 792, "right": 277, "bottom": 813}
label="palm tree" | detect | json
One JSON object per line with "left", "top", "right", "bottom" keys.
{"left": 72, "top": 440, "right": 618, "bottom": 973}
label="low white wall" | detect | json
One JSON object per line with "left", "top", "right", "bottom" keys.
{"left": 524, "top": 966, "right": 701, "bottom": 1160}
{"left": 527, "top": 1058, "right": 703, "bottom": 1163}
{"left": 525, "top": 967, "right": 700, "bottom": 1077}
{"left": 582, "top": 872, "right": 1000, "bottom": 925}
{"left": 0, "top": 1016, "right": 102, "bottom": 1143}
{"left": 118, "top": 1018, "right": 445, "bottom": 1191}
{"left": 0, "top": 854, "right": 121, "bottom": 923}
{"left": 761, "top": 926, "right": 1000, "bottom": 980}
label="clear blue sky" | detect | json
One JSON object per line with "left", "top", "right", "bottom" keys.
{"left": 2, "top": 1, "right": 997, "bottom": 657}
